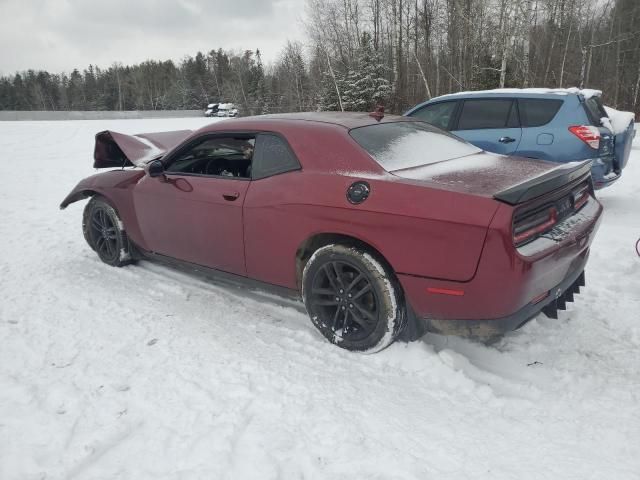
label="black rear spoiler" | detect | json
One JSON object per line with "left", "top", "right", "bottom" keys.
{"left": 494, "top": 160, "right": 593, "bottom": 205}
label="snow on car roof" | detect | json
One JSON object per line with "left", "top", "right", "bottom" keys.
{"left": 437, "top": 87, "right": 602, "bottom": 99}
{"left": 255, "top": 111, "right": 414, "bottom": 129}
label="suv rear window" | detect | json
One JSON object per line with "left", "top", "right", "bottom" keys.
{"left": 350, "top": 121, "right": 481, "bottom": 171}
{"left": 457, "top": 99, "right": 517, "bottom": 130}
{"left": 584, "top": 96, "right": 608, "bottom": 126}
{"left": 518, "top": 99, "right": 563, "bottom": 127}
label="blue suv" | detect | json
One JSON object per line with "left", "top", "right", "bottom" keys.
{"left": 405, "top": 89, "right": 635, "bottom": 189}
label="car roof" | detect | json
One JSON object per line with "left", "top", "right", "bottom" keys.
{"left": 421, "top": 87, "right": 601, "bottom": 103}
{"left": 404, "top": 87, "right": 603, "bottom": 115}
{"left": 210, "top": 111, "right": 414, "bottom": 130}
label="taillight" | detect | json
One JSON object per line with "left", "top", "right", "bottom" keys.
{"left": 569, "top": 125, "right": 600, "bottom": 149}
{"left": 572, "top": 184, "right": 590, "bottom": 211}
{"left": 513, "top": 207, "right": 558, "bottom": 246}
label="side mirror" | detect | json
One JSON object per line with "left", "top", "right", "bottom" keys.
{"left": 147, "top": 159, "right": 165, "bottom": 178}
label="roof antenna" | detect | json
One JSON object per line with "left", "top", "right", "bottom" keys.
{"left": 369, "top": 105, "right": 385, "bottom": 121}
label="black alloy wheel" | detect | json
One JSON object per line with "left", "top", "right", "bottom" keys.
{"left": 310, "top": 260, "right": 379, "bottom": 342}
{"left": 82, "top": 196, "right": 133, "bottom": 267}
{"left": 302, "top": 244, "right": 405, "bottom": 352}
{"left": 89, "top": 206, "right": 119, "bottom": 263}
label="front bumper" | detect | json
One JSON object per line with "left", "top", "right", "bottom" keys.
{"left": 419, "top": 259, "right": 587, "bottom": 339}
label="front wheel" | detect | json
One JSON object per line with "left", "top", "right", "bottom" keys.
{"left": 302, "top": 244, "right": 406, "bottom": 352}
{"left": 82, "top": 196, "right": 133, "bottom": 267}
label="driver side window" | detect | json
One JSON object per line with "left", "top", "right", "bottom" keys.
{"left": 166, "top": 135, "right": 255, "bottom": 178}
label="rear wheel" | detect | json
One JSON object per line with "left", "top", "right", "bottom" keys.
{"left": 82, "top": 197, "right": 133, "bottom": 267}
{"left": 302, "top": 244, "right": 405, "bottom": 352}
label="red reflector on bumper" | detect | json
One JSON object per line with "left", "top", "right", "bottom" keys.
{"left": 427, "top": 287, "right": 465, "bottom": 296}
{"left": 531, "top": 291, "right": 549, "bottom": 304}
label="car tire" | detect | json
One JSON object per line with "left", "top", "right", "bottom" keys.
{"left": 82, "top": 196, "right": 134, "bottom": 267}
{"left": 302, "top": 244, "right": 406, "bottom": 352}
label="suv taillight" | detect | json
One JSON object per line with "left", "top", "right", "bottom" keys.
{"left": 569, "top": 125, "right": 600, "bottom": 149}
{"left": 513, "top": 207, "right": 558, "bottom": 246}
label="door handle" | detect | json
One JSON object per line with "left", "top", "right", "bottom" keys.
{"left": 222, "top": 192, "right": 240, "bottom": 201}
{"left": 499, "top": 136, "right": 516, "bottom": 144}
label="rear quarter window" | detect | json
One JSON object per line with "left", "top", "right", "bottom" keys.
{"left": 251, "top": 134, "right": 300, "bottom": 179}
{"left": 518, "top": 99, "right": 563, "bottom": 127}
{"left": 349, "top": 121, "right": 481, "bottom": 171}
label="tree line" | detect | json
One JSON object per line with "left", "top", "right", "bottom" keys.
{"left": 1, "top": 0, "right": 639, "bottom": 115}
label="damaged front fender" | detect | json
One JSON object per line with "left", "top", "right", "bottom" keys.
{"left": 59, "top": 169, "right": 145, "bottom": 209}
{"left": 59, "top": 176, "right": 98, "bottom": 209}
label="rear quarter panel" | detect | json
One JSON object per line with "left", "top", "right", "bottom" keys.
{"left": 243, "top": 125, "right": 500, "bottom": 289}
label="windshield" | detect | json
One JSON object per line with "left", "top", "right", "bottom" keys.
{"left": 350, "top": 121, "right": 481, "bottom": 171}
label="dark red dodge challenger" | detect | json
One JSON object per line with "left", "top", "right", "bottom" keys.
{"left": 61, "top": 112, "right": 603, "bottom": 352}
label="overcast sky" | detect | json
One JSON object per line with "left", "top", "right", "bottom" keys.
{"left": 0, "top": 0, "right": 305, "bottom": 75}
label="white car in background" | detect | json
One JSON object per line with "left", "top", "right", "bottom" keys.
{"left": 217, "top": 103, "right": 239, "bottom": 117}
{"left": 204, "top": 103, "right": 219, "bottom": 117}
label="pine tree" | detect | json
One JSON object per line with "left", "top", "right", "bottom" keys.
{"left": 247, "top": 49, "right": 266, "bottom": 114}
{"left": 323, "top": 33, "right": 392, "bottom": 112}
{"left": 319, "top": 70, "right": 347, "bottom": 111}
{"left": 354, "top": 33, "right": 392, "bottom": 110}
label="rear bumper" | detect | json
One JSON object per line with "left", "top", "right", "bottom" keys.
{"left": 591, "top": 158, "right": 621, "bottom": 189}
{"left": 592, "top": 168, "right": 621, "bottom": 189}
{"left": 419, "top": 260, "right": 587, "bottom": 338}
{"left": 398, "top": 196, "right": 602, "bottom": 339}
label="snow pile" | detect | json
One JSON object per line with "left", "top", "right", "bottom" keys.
{"left": 603, "top": 105, "right": 636, "bottom": 135}
{"left": 1, "top": 118, "right": 640, "bottom": 479}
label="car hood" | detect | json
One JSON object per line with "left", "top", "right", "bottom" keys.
{"left": 93, "top": 129, "right": 192, "bottom": 168}
{"left": 390, "top": 151, "right": 589, "bottom": 203}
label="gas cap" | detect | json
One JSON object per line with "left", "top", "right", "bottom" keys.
{"left": 347, "top": 181, "right": 370, "bottom": 204}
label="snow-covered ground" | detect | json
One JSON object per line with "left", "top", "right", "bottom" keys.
{"left": 1, "top": 118, "right": 639, "bottom": 480}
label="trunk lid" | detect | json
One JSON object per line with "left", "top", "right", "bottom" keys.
{"left": 603, "top": 106, "right": 635, "bottom": 170}
{"left": 93, "top": 130, "right": 193, "bottom": 168}
{"left": 584, "top": 95, "right": 635, "bottom": 171}
{"left": 390, "top": 151, "right": 591, "bottom": 204}
{"left": 614, "top": 120, "right": 635, "bottom": 170}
